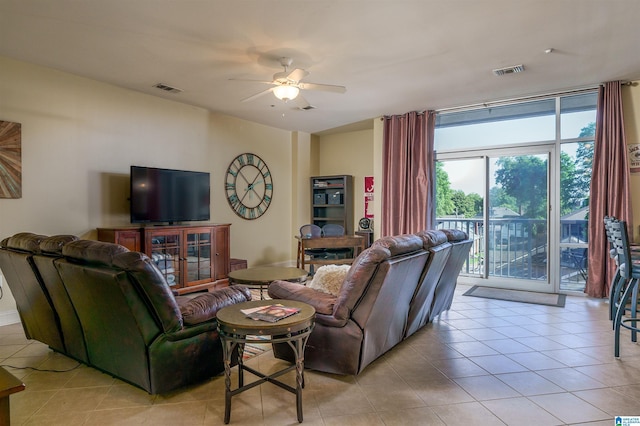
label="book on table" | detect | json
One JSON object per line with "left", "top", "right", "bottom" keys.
{"left": 242, "top": 304, "right": 301, "bottom": 322}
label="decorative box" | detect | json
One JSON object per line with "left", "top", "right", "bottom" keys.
{"left": 314, "top": 193, "right": 327, "bottom": 204}
{"left": 328, "top": 192, "right": 343, "bottom": 205}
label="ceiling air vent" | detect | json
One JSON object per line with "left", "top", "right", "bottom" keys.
{"left": 492, "top": 64, "right": 525, "bottom": 76}
{"left": 153, "top": 83, "right": 183, "bottom": 94}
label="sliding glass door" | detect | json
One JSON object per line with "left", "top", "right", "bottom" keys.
{"left": 438, "top": 147, "right": 554, "bottom": 292}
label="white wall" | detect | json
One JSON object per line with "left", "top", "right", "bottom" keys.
{"left": 0, "top": 56, "right": 300, "bottom": 323}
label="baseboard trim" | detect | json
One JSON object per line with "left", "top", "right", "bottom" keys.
{"left": 0, "top": 310, "right": 20, "bottom": 327}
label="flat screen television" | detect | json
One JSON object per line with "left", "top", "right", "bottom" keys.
{"left": 130, "top": 166, "right": 210, "bottom": 224}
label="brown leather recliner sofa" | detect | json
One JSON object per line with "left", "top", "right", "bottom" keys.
{"left": 0, "top": 233, "right": 252, "bottom": 394}
{"left": 429, "top": 229, "right": 474, "bottom": 321}
{"left": 268, "top": 229, "right": 471, "bottom": 375}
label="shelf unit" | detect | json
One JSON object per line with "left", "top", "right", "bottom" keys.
{"left": 97, "top": 224, "right": 230, "bottom": 294}
{"left": 311, "top": 175, "right": 353, "bottom": 235}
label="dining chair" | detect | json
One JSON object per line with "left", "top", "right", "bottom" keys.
{"left": 321, "top": 224, "right": 345, "bottom": 237}
{"left": 605, "top": 216, "right": 625, "bottom": 321}
{"left": 605, "top": 216, "right": 640, "bottom": 322}
{"left": 321, "top": 224, "right": 351, "bottom": 260}
{"left": 610, "top": 220, "right": 639, "bottom": 357}
{"left": 299, "top": 224, "right": 324, "bottom": 274}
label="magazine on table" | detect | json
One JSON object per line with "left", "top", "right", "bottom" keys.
{"left": 241, "top": 304, "right": 300, "bottom": 322}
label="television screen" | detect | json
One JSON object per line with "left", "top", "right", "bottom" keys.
{"left": 130, "top": 166, "right": 210, "bottom": 224}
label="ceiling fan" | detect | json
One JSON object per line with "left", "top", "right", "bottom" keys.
{"left": 232, "top": 57, "right": 346, "bottom": 106}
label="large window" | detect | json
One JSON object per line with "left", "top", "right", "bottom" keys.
{"left": 435, "top": 92, "right": 596, "bottom": 293}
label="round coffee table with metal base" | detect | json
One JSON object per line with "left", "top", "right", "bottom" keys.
{"left": 216, "top": 299, "right": 315, "bottom": 424}
{"left": 228, "top": 266, "right": 308, "bottom": 300}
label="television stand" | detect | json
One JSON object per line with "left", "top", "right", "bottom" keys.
{"left": 97, "top": 223, "right": 231, "bottom": 295}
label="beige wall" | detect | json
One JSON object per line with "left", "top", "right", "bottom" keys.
{"left": 291, "top": 132, "right": 314, "bottom": 256}
{"left": 316, "top": 129, "right": 375, "bottom": 232}
{"left": 0, "top": 56, "right": 301, "bottom": 323}
{"left": 207, "top": 114, "right": 300, "bottom": 266}
{"left": 624, "top": 81, "right": 640, "bottom": 241}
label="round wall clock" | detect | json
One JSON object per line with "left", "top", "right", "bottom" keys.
{"left": 225, "top": 153, "right": 273, "bottom": 220}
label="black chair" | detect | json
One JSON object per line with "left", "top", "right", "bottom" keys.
{"left": 610, "top": 220, "right": 640, "bottom": 357}
{"left": 299, "top": 224, "right": 323, "bottom": 275}
{"left": 321, "top": 224, "right": 345, "bottom": 237}
{"left": 605, "top": 216, "right": 640, "bottom": 322}
{"left": 605, "top": 216, "right": 625, "bottom": 321}
{"left": 321, "top": 224, "right": 352, "bottom": 260}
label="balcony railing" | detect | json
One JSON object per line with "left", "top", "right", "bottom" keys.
{"left": 435, "top": 217, "right": 588, "bottom": 291}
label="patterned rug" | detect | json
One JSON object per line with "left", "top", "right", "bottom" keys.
{"left": 242, "top": 343, "right": 268, "bottom": 360}
{"left": 242, "top": 335, "right": 270, "bottom": 361}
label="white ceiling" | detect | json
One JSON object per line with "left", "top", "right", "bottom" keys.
{"left": 1, "top": 0, "right": 639, "bottom": 134}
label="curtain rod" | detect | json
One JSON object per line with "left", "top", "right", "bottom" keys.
{"left": 381, "top": 111, "right": 426, "bottom": 120}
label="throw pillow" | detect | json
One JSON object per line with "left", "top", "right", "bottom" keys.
{"left": 307, "top": 264, "right": 351, "bottom": 296}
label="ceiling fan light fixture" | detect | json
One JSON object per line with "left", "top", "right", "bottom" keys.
{"left": 273, "top": 85, "right": 299, "bottom": 101}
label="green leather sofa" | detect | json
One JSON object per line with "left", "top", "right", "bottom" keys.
{"left": 0, "top": 233, "right": 252, "bottom": 394}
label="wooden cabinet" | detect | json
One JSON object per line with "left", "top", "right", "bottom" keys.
{"left": 213, "top": 224, "right": 230, "bottom": 281}
{"left": 97, "top": 224, "right": 231, "bottom": 294}
{"left": 311, "top": 175, "right": 354, "bottom": 235}
{"left": 96, "top": 228, "right": 141, "bottom": 252}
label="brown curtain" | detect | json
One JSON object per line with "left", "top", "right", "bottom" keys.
{"left": 585, "top": 81, "right": 632, "bottom": 298}
{"left": 381, "top": 111, "right": 436, "bottom": 236}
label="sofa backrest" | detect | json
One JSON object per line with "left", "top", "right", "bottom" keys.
{"left": 56, "top": 239, "right": 180, "bottom": 389}
{"left": 0, "top": 233, "right": 66, "bottom": 352}
{"left": 32, "top": 234, "right": 88, "bottom": 363}
{"left": 343, "top": 234, "right": 429, "bottom": 372}
{"left": 405, "top": 229, "right": 452, "bottom": 337}
{"left": 429, "top": 229, "right": 473, "bottom": 321}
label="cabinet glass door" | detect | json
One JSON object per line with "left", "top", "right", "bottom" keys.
{"left": 185, "top": 230, "right": 213, "bottom": 285}
{"left": 149, "top": 231, "right": 181, "bottom": 288}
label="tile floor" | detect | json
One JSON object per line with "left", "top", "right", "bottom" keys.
{"left": 2, "top": 284, "right": 640, "bottom": 425}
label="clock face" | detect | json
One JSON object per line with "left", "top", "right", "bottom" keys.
{"left": 359, "top": 217, "right": 371, "bottom": 230}
{"left": 225, "top": 153, "right": 273, "bottom": 220}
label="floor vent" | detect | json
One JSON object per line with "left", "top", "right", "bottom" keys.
{"left": 492, "top": 64, "right": 525, "bottom": 76}
{"left": 153, "top": 83, "right": 183, "bottom": 93}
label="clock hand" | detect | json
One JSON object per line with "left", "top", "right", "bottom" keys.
{"left": 238, "top": 169, "right": 251, "bottom": 186}
{"left": 244, "top": 179, "right": 263, "bottom": 193}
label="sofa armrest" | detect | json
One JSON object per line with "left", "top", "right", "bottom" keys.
{"left": 165, "top": 321, "right": 219, "bottom": 341}
{"left": 178, "top": 285, "right": 252, "bottom": 326}
{"left": 268, "top": 280, "right": 336, "bottom": 315}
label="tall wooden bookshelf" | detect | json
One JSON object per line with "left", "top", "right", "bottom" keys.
{"left": 310, "top": 175, "right": 354, "bottom": 235}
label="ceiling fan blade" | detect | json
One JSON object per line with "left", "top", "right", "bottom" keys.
{"left": 286, "top": 68, "right": 309, "bottom": 82}
{"left": 294, "top": 94, "right": 314, "bottom": 110}
{"left": 299, "top": 82, "right": 346, "bottom": 93}
{"left": 241, "top": 87, "right": 275, "bottom": 102}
